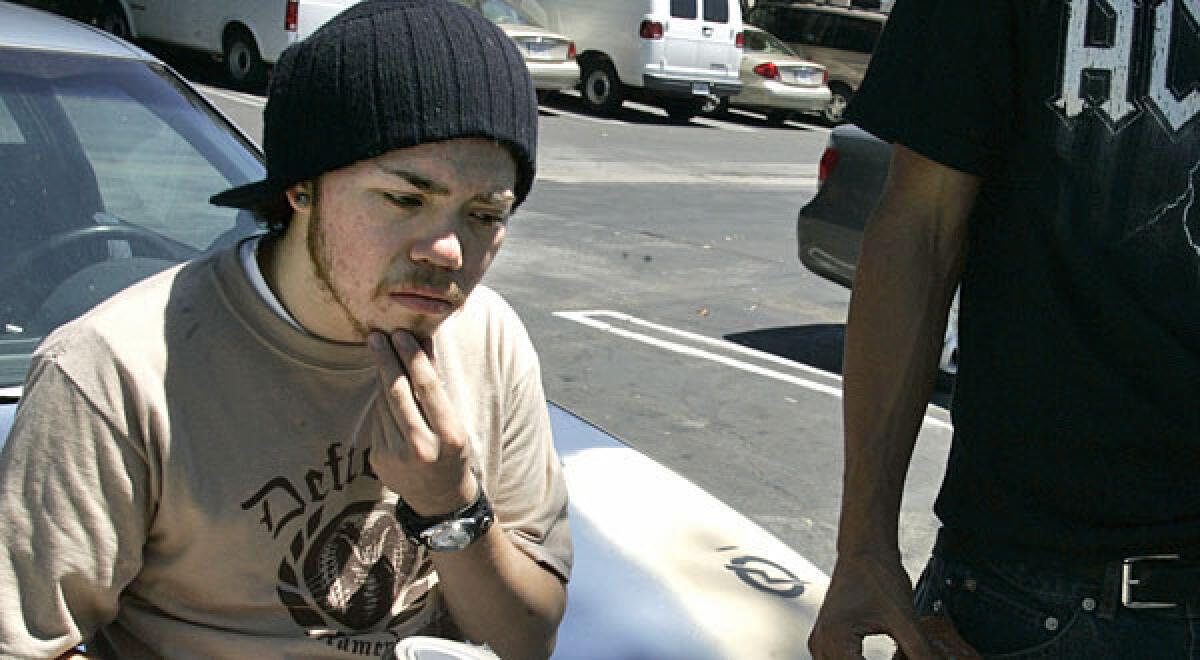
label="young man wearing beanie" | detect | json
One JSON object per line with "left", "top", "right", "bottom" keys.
{"left": 0, "top": 2, "right": 570, "bottom": 658}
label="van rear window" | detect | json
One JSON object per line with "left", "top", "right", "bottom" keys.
{"left": 671, "top": 0, "right": 697, "bottom": 19}
{"left": 703, "top": 0, "right": 728, "bottom": 22}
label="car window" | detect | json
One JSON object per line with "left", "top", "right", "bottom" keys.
{"left": 756, "top": 7, "right": 804, "bottom": 44}
{"left": 702, "top": 0, "right": 728, "bottom": 23}
{"left": 831, "top": 16, "right": 882, "bottom": 54}
{"left": 0, "top": 48, "right": 264, "bottom": 388}
{"left": 60, "top": 85, "right": 240, "bottom": 251}
{"left": 478, "top": 0, "right": 536, "bottom": 25}
{"left": 799, "top": 11, "right": 832, "bottom": 46}
{"left": 0, "top": 97, "right": 20, "bottom": 143}
{"left": 745, "top": 29, "right": 798, "bottom": 56}
{"left": 745, "top": 7, "right": 773, "bottom": 33}
{"left": 671, "top": 0, "right": 698, "bottom": 20}
{"left": 455, "top": 0, "right": 538, "bottom": 26}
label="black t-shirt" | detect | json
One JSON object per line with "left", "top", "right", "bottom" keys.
{"left": 847, "top": 0, "right": 1200, "bottom": 560}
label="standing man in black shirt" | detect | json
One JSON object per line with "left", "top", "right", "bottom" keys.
{"left": 809, "top": 0, "right": 1200, "bottom": 657}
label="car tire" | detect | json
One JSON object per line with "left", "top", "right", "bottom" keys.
{"left": 765, "top": 109, "right": 792, "bottom": 126}
{"left": 580, "top": 59, "right": 623, "bottom": 116}
{"left": 661, "top": 98, "right": 704, "bottom": 122}
{"left": 223, "top": 26, "right": 268, "bottom": 91}
{"left": 822, "top": 82, "right": 851, "bottom": 125}
{"left": 97, "top": 1, "right": 131, "bottom": 40}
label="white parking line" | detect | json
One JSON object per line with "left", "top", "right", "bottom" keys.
{"left": 547, "top": 91, "right": 757, "bottom": 133}
{"left": 538, "top": 104, "right": 630, "bottom": 127}
{"left": 198, "top": 85, "right": 266, "bottom": 107}
{"left": 555, "top": 309, "right": 954, "bottom": 432}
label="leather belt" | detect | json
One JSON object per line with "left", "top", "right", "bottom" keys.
{"left": 1072, "top": 554, "right": 1200, "bottom": 609}
{"left": 1116, "top": 554, "right": 1200, "bottom": 609}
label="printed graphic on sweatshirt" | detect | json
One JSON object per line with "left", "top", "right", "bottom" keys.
{"left": 241, "top": 442, "right": 433, "bottom": 637}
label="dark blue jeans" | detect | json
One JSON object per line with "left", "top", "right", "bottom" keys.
{"left": 913, "top": 554, "right": 1200, "bottom": 658}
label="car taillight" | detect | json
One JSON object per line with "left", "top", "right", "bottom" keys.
{"left": 285, "top": 0, "right": 298, "bottom": 32}
{"left": 822, "top": 69, "right": 829, "bottom": 84}
{"left": 752, "top": 62, "right": 780, "bottom": 80}
{"left": 818, "top": 147, "right": 839, "bottom": 188}
{"left": 735, "top": 31, "right": 745, "bottom": 48}
{"left": 567, "top": 41, "right": 577, "bottom": 60}
{"left": 639, "top": 20, "right": 664, "bottom": 39}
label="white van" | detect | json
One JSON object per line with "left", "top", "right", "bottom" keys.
{"left": 519, "top": 0, "right": 744, "bottom": 120}
{"left": 94, "top": 0, "right": 360, "bottom": 88}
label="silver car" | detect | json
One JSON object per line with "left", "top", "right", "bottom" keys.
{"left": 723, "top": 25, "right": 830, "bottom": 125}
{"left": 745, "top": 2, "right": 887, "bottom": 124}
{"left": 797, "top": 124, "right": 959, "bottom": 380}
{"left": 455, "top": 0, "right": 580, "bottom": 99}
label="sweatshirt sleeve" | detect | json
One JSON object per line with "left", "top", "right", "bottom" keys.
{"left": 0, "top": 355, "right": 150, "bottom": 657}
{"left": 493, "top": 352, "right": 572, "bottom": 583}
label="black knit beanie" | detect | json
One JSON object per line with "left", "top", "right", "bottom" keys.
{"left": 210, "top": 0, "right": 537, "bottom": 211}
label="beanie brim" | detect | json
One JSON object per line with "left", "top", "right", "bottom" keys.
{"left": 210, "top": 178, "right": 283, "bottom": 210}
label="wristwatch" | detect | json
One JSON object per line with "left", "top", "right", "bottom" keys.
{"left": 394, "top": 481, "right": 495, "bottom": 552}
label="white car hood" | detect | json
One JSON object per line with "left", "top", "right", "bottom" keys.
{"left": 550, "top": 404, "right": 828, "bottom": 658}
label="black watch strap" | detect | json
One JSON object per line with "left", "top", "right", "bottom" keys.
{"left": 394, "top": 482, "right": 494, "bottom": 551}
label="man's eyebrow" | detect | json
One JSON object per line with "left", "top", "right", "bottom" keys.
{"left": 377, "top": 166, "right": 450, "bottom": 195}
{"left": 377, "top": 165, "right": 513, "bottom": 205}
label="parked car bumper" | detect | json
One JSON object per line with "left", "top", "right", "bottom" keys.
{"left": 526, "top": 59, "right": 580, "bottom": 91}
{"left": 732, "top": 81, "right": 831, "bottom": 113}
{"left": 642, "top": 72, "right": 743, "bottom": 99}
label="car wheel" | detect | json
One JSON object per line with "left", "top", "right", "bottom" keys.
{"left": 765, "top": 109, "right": 792, "bottom": 126}
{"left": 822, "top": 83, "right": 851, "bottom": 125}
{"left": 223, "top": 26, "right": 268, "bottom": 91}
{"left": 580, "top": 60, "right": 623, "bottom": 116}
{"left": 97, "top": 1, "right": 131, "bottom": 39}
{"left": 536, "top": 90, "right": 554, "bottom": 105}
{"left": 661, "top": 98, "right": 705, "bottom": 122}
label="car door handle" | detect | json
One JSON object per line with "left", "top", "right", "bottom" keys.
{"left": 703, "top": 26, "right": 714, "bottom": 36}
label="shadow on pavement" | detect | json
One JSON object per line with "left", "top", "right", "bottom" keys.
{"left": 726, "top": 324, "right": 846, "bottom": 374}
{"left": 724, "top": 324, "right": 954, "bottom": 409}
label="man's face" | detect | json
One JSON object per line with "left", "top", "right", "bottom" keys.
{"left": 299, "top": 138, "right": 517, "bottom": 340}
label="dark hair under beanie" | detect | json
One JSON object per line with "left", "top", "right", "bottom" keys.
{"left": 210, "top": 0, "right": 537, "bottom": 213}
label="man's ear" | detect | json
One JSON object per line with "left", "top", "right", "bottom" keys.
{"left": 286, "top": 182, "right": 314, "bottom": 211}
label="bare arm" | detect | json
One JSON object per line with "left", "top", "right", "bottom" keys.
{"left": 809, "top": 145, "right": 981, "bottom": 659}
{"left": 368, "top": 330, "right": 565, "bottom": 659}
{"left": 431, "top": 526, "right": 566, "bottom": 658}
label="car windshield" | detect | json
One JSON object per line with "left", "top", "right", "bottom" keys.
{"left": 745, "top": 29, "right": 799, "bottom": 57}
{"left": 455, "top": 0, "right": 540, "bottom": 26}
{"left": 0, "top": 48, "right": 264, "bottom": 388}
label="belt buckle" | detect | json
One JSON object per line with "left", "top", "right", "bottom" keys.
{"left": 1121, "top": 554, "right": 1181, "bottom": 609}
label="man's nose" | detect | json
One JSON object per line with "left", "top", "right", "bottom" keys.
{"left": 410, "top": 226, "right": 463, "bottom": 271}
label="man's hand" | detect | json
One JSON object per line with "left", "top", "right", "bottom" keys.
{"left": 365, "top": 330, "right": 566, "bottom": 659}
{"left": 367, "top": 329, "right": 476, "bottom": 516}
{"left": 808, "top": 552, "right": 936, "bottom": 660}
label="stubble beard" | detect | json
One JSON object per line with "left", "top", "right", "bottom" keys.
{"left": 306, "top": 202, "right": 373, "bottom": 341}
{"left": 305, "top": 202, "right": 466, "bottom": 341}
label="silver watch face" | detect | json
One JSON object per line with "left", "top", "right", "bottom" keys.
{"left": 423, "top": 520, "right": 474, "bottom": 552}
